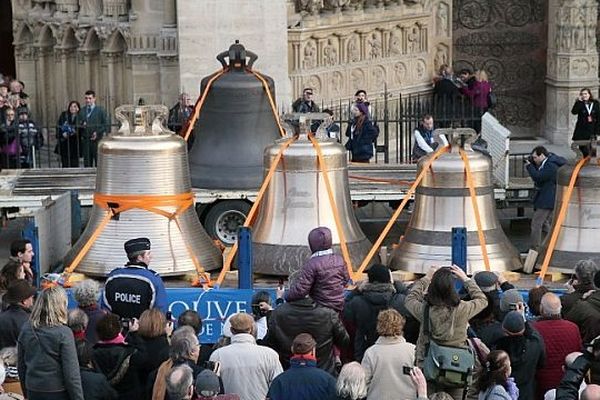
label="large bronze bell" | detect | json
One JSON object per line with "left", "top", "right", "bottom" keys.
{"left": 188, "top": 41, "right": 282, "bottom": 189}
{"left": 64, "top": 105, "right": 223, "bottom": 277}
{"left": 538, "top": 146, "right": 600, "bottom": 272}
{"left": 251, "top": 115, "right": 373, "bottom": 276}
{"left": 388, "top": 129, "right": 521, "bottom": 273}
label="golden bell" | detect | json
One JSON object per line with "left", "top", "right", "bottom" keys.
{"left": 538, "top": 156, "right": 600, "bottom": 272}
{"left": 251, "top": 115, "right": 373, "bottom": 275}
{"left": 64, "top": 105, "right": 223, "bottom": 277}
{"left": 388, "top": 129, "right": 521, "bottom": 273}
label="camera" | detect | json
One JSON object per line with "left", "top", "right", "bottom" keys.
{"left": 524, "top": 155, "right": 534, "bottom": 164}
{"left": 403, "top": 366, "right": 413, "bottom": 375}
{"left": 121, "top": 318, "right": 131, "bottom": 329}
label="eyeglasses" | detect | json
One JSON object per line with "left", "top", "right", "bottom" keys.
{"left": 304, "top": 92, "right": 313, "bottom": 96}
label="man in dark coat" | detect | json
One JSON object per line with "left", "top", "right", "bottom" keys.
{"left": 168, "top": 93, "right": 193, "bottom": 135}
{"left": 264, "top": 292, "right": 349, "bottom": 375}
{"left": 525, "top": 146, "right": 567, "bottom": 250}
{"left": 343, "top": 264, "right": 415, "bottom": 361}
{"left": 0, "top": 280, "right": 35, "bottom": 349}
{"left": 562, "top": 259, "right": 600, "bottom": 316}
{"left": 266, "top": 334, "right": 337, "bottom": 400}
{"left": 79, "top": 90, "right": 109, "bottom": 167}
{"left": 494, "top": 311, "right": 546, "bottom": 400}
{"left": 566, "top": 270, "right": 600, "bottom": 344}
{"left": 291, "top": 88, "right": 320, "bottom": 114}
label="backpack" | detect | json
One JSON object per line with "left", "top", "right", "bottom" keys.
{"left": 422, "top": 305, "right": 475, "bottom": 389}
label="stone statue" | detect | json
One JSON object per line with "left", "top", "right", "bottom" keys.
{"left": 303, "top": 41, "right": 317, "bottom": 68}
{"left": 368, "top": 32, "right": 382, "bottom": 59}
{"left": 389, "top": 30, "right": 402, "bottom": 56}
{"left": 407, "top": 25, "right": 421, "bottom": 53}
{"left": 347, "top": 36, "right": 360, "bottom": 62}
{"left": 434, "top": 45, "right": 448, "bottom": 71}
{"left": 394, "top": 62, "right": 407, "bottom": 84}
{"left": 323, "top": 39, "right": 338, "bottom": 66}
{"left": 297, "top": 0, "right": 322, "bottom": 15}
{"left": 436, "top": 3, "right": 448, "bottom": 36}
{"left": 323, "top": 0, "right": 350, "bottom": 12}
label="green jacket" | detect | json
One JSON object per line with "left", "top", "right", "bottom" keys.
{"left": 405, "top": 277, "right": 488, "bottom": 364}
{"left": 79, "top": 104, "right": 109, "bottom": 139}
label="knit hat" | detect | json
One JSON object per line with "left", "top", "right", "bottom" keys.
{"left": 356, "top": 102, "right": 370, "bottom": 116}
{"left": 292, "top": 333, "right": 317, "bottom": 355}
{"left": 367, "top": 264, "right": 391, "bottom": 284}
{"left": 4, "top": 279, "right": 36, "bottom": 304}
{"left": 499, "top": 289, "right": 524, "bottom": 312}
{"left": 473, "top": 271, "right": 498, "bottom": 292}
{"left": 194, "top": 369, "right": 220, "bottom": 397}
{"left": 308, "top": 227, "right": 332, "bottom": 253}
{"left": 502, "top": 311, "right": 525, "bottom": 336}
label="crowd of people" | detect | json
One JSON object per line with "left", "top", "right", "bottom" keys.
{"left": 0, "top": 227, "right": 598, "bottom": 400}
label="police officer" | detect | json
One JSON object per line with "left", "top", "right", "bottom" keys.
{"left": 102, "top": 237, "right": 168, "bottom": 319}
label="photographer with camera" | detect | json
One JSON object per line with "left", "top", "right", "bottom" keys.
{"left": 556, "top": 334, "right": 600, "bottom": 400}
{"left": 525, "top": 146, "right": 567, "bottom": 250}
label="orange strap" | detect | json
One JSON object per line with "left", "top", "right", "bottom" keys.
{"left": 64, "top": 192, "right": 211, "bottom": 286}
{"left": 348, "top": 174, "right": 413, "bottom": 186}
{"left": 538, "top": 156, "right": 589, "bottom": 283}
{"left": 309, "top": 135, "right": 354, "bottom": 278}
{"left": 214, "top": 137, "right": 297, "bottom": 287}
{"left": 459, "top": 149, "right": 490, "bottom": 271}
{"left": 182, "top": 69, "right": 227, "bottom": 142}
{"left": 353, "top": 145, "right": 449, "bottom": 281}
{"left": 248, "top": 69, "right": 286, "bottom": 137}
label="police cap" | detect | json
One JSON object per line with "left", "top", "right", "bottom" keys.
{"left": 124, "top": 237, "right": 151, "bottom": 255}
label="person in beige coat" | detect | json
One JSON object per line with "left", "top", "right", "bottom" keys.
{"left": 405, "top": 265, "right": 488, "bottom": 400}
{"left": 362, "top": 309, "right": 417, "bottom": 400}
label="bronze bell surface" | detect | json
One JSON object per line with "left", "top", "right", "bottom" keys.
{"left": 538, "top": 147, "right": 600, "bottom": 272}
{"left": 251, "top": 115, "right": 373, "bottom": 276}
{"left": 388, "top": 129, "right": 521, "bottom": 274}
{"left": 188, "top": 41, "right": 282, "bottom": 189}
{"left": 64, "top": 105, "right": 223, "bottom": 277}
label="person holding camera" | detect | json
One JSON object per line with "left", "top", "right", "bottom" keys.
{"left": 571, "top": 88, "right": 600, "bottom": 157}
{"left": 555, "top": 334, "right": 600, "bottom": 399}
{"left": 102, "top": 238, "right": 167, "bottom": 319}
{"left": 525, "top": 146, "right": 567, "bottom": 250}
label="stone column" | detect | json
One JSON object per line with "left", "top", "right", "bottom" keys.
{"left": 545, "top": 0, "right": 599, "bottom": 145}
{"left": 163, "top": 0, "right": 176, "bottom": 27}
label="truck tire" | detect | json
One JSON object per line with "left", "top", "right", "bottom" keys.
{"left": 203, "top": 200, "right": 251, "bottom": 246}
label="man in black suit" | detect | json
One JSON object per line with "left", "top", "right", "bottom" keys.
{"left": 80, "top": 90, "right": 109, "bottom": 167}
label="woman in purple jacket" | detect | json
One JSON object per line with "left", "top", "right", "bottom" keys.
{"left": 460, "top": 69, "right": 492, "bottom": 133}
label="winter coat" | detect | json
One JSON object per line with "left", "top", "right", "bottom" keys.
{"left": 286, "top": 252, "right": 349, "bottom": 313}
{"left": 0, "top": 304, "right": 30, "bottom": 349}
{"left": 493, "top": 324, "right": 546, "bottom": 400}
{"left": 92, "top": 339, "right": 147, "bottom": 400}
{"left": 209, "top": 333, "right": 283, "bottom": 400}
{"left": 80, "top": 367, "right": 118, "bottom": 400}
{"left": 555, "top": 353, "right": 594, "bottom": 400}
{"left": 434, "top": 77, "right": 463, "bottom": 125}
{"left": 571, "top": 99, "right": 600, "bottom": 141}
{"left": 460, "top": 81, "right": 492, "bottom": 110}
{"left": 478, "top": 384, "right": 513, "bottom": 400}
{"left": 561, "top": 282, "right": 595, "bottom": 317}
{"left": 291, "top": 98, "right": 320, "bottom": 114}
{"left": 343, "top": 281, "right": 413, "bottom": 361}
{"left": 344, "top": 119, "right": 378, "bottom": 162}
{"left": 565, "top": 290, "right": 600, "bottom": 343}
{"left": 361, "top": 336, "right": 416, "bottom": 400}
{"left": 264, "top": 297, "right": 349, "bottom": 375}
{"left": 266, "top": 357, "right": 337, "bottom": 400}
{"left": 80, "top": 304, "right": 107, "bottom": 345}
{"left": 526, "top": 153, "right": 567, "bottom": 210}
{"left": 17, "top": 323, "right": 84, "bottom": 400}
{"left": 531, "top": 318, "right": 581, "bottom": 398}
{"left": 130, "top": 333, "right": 170, "bottom": 392}
{"left": 404, "top": 277, "right": 488, "bottom": 365}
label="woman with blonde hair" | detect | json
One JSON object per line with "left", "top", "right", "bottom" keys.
{"left": 336, "top": 362, "right": 368, "bottom": 400}
{"left": 17, "top": 285, "right": 84, "bottom": 400}
{"left": 460, "top": 69, "right": 493, "bottom": 132}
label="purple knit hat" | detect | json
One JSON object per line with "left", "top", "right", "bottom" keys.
{"left": 355, "top": 102, "right": 370, "bottom": 117}
{"left": 308, "top": 227, "right": 332, "bottom": 253}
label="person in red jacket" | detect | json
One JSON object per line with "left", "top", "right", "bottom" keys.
{"left": 531, "top": 293, "right": 582, "bottom": 400}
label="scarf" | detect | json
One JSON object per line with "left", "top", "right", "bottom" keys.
{"left": 152, "top": 359, "right": 174, "bottom": 400}
{"left": 98, "top": 332, "right": 126, "bottom": 345}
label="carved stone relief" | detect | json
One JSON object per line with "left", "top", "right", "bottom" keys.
{"left": 288, "top": 0, "right": 445, "bottom": 101}
{"left": 453, "top": 0, "right": 547, "bottom": 129}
